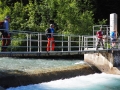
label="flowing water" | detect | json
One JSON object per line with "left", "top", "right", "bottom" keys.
{"left": 0, "top": 57, "right": 120, "bottom": 90}
{"left": 0, "top": 57, "right": 82, "bottom": 72}
{"left": 7, "top": 73, "right": 120, "bottom": 90}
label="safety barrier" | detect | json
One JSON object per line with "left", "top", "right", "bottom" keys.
{"left": 0, "top": 28, "right": 119, "bottom": 53}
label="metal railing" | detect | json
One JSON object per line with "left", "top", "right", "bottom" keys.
{"left": 0, "top": 29, "right": 119, "bottom": 53}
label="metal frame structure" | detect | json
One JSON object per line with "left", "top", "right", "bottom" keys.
{"left": 0, "top": 26, "right": 119, "bottom": 57}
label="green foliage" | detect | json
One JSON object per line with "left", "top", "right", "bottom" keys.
{"left": 0, "top": 1, "right": 11, "bottom": 20}
{"left": 0, "top": 0, "right": 107, "bottom": 50}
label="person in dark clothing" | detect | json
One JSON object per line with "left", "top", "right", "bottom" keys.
{"left": 1, "top": 16, "right": 11, "bottom": 51}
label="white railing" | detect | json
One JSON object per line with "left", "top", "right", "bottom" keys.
{"left": 0, "top": 30, "right": 119, "bottom": 52}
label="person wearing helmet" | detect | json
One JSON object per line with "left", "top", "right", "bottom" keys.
{"left": 1, "top": 16, "right": 11, "bottom": 51}
{"left": 46, "top": 24, "right": 55, "bottom": 51}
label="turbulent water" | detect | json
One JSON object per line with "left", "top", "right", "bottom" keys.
{"left": 7, "top": 73, "right": 120, "bottom": 90}
{"left": 0, "top": 57, "right": 120, "bottom": 90}
{"left": 0, "top": 57, "right": 82, "bottom": 72}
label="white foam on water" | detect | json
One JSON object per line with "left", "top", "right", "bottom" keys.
{"left": 7, "top": 73, "right": 120, "bottom": 90}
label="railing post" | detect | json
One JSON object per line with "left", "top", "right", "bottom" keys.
{"left": 79, "top": 35, "right": 81, "bottom": 51}
{"left": 10, "top": 32, "right": 12, "bottom": 52}
{"left": 81, "top": 36, "right": 83, "bottom": 51}
{"left": 27, "top": 33, "right": 29, "bottom": 52}
{"left": 68, "top": 35, "right": 71, "bottom": 51}
{"left": 38, "top": 33, "right": 39, "bottom": 52}
{"left": 84, "top": 36, "right": 85, "bottom": 49}
{"left": 62, "top": 34, "right": 64, "bottom": 51}
{"left": 40, "top": 33, "right": 42, "bottom": 52}
{"left": 29, "top": 33, "right": 31, "bottom": 52}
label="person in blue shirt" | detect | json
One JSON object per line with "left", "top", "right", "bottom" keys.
{"left": 110, "top": 30, "right": 117, "bottom": 48}
{"left": 2, "top": 16, "right": 11, "bottom": 51}
{"left": 46, "top": 24, "right": 55, "bottom": 51}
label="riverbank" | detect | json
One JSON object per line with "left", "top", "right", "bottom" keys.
{"left": 0, "top": 64, "right": 101, "bottom": 89}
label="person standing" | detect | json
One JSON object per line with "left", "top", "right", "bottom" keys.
{"left": 110, "top": 30, "right": 117, "bottom": 49}
{"left": 96, "top": 27, "right": 104, "bottom": 50}
{"left": 46, "top": 24, "right": 55, "bottom": 51}
{"left": 1, "top": 16, "right": 11, "bottom": 51}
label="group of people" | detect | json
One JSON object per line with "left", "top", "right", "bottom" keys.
{"left": 96, "top": 27, "right": 117, "bottom": 50}
{"left": 1, "top": 16, "right": 55, "bottom": 52}
{"left": 1, "top": 16, "right": 117, "bottom": 52}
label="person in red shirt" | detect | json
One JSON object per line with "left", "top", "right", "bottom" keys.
{"left": 96, "top": 27, "right": 104, "bottom": 50}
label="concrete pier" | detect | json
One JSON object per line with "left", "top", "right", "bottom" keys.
{"left": 84, "top": 50, "right": 120, "bottom": 74}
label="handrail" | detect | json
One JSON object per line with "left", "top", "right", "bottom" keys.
{"left": 0, "top": 29, "right": 119, "bottom": 52}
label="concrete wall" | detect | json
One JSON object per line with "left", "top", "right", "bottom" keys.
{"left": 84, "top": 51, "right": 120, "bottom": 75}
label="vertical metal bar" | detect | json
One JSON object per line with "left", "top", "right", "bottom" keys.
{"left": 29, "top": 34, "right": 31, "bottom": 52}
{"left": 68, "top": 36, "right": 69, "bottom": 51}
{"left": 84, "top": 36, "right": 85, "bottom": 49}
{"left": 38, "top": 33, "right": 39, "bottom": 52}
{"left": 10, "top": 32, "right": 12, "bottom": 52}
{"left": 68, "top": 35, "right": 71, "bottom": 51}
{"left": 40, "top": 33, "right": 42, "bottom": 52}
{"left": 27, "top": 34, "right": 29, "bottom": 52}
{"left": 106, "top": 27, "right": 108, "bottom": 49}
{"left": 81, "top": 36, "right": 83, "bottom": 51}
{"left": 79, "top": 35, "right": 81, "bottom": 51}
{"left": 70, "top": 36, "right": 71, "bottom": 51}
{"left": 62, "top": 34, "right": 64, "bottom": 51}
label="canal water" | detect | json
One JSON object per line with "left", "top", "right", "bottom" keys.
{"left": 7, "top": 73, "right": 120, "bottom": 90}
{"left": 0, "top": 57, "right": 120, "bottom": 90}
{"left": 0, "top": 57, "right": 83, "bottom": 72}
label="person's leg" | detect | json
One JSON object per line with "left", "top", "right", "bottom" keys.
{"left": 110, "top": 38, "right": 114, "bottom": 48}
{"left": 1, "top": 35, "right": 7, "bottom": 51}
{"left": 96, "top": 39, "right": 100, "bottom": 50}
{"left": 6, "top": 35, "right": 11, "bottom": 46}
{"left": 47, "top": 38, "right": 51, "bottom": 51}
{"left": 100, "top": 39, "right": 104, "bottom": 49}
{"left": 51, "top": 37, "right": 55, "bottom": 51}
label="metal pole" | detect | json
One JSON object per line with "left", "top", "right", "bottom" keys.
{"left": 62, "top": 34, "right": 64, "bottom": 51}
{"left": 29, "top": 34, "right": 31, "bottom": 52}
{"left": 27, "top": 34, "right": 29, "bottom": 52}
{"left": 38, "top": 33, "right": 39, "bottom": 52}
{"left": 79, "top": 35, "right": 81, "bottom": 51}
{"left": 68, "top": 35, "right": 71, "bottom": 51}
{"left": 40, "top": 33, "right": 42, "bottom": 52}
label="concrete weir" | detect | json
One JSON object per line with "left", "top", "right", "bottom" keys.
{"left": 84, "top": 50, "right": 120, "bottom": 74}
